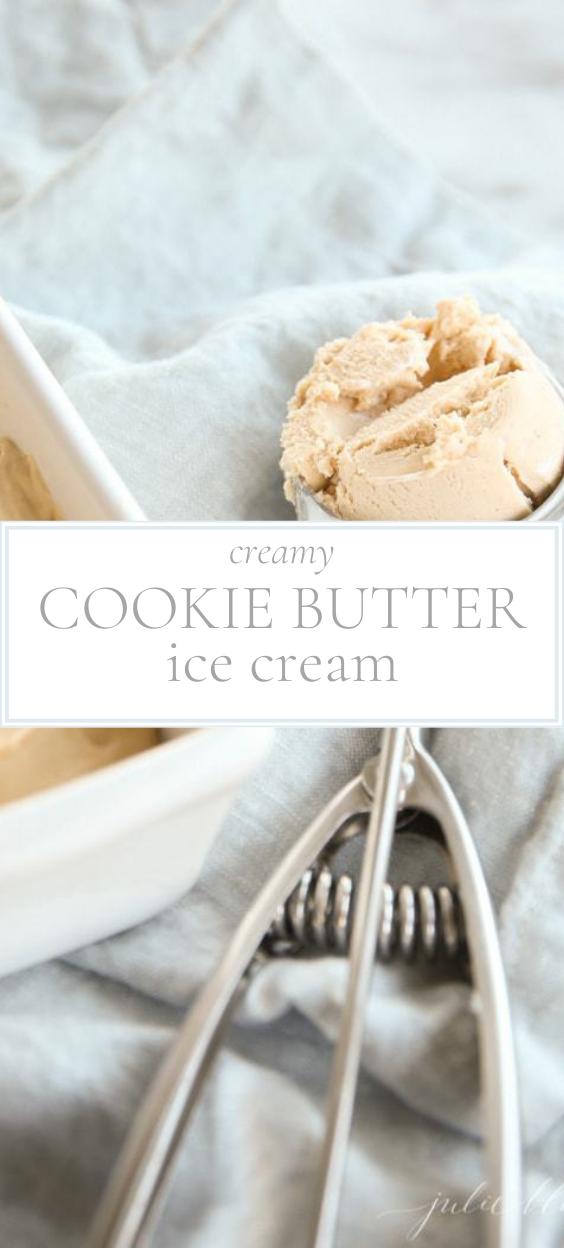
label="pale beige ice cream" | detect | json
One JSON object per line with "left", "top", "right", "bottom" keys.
{"left": 0, "top": 728, "right": 159, "bottom": 806}
{"left": 281, "top": 297, "right": 564, "bottom": 520}
{"left": 0, "top": 437, "right": 62, "bottom": 520}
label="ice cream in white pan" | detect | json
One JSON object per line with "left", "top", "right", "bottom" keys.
{"left": 0, "top": 728, "right": 159, "bottom": 806}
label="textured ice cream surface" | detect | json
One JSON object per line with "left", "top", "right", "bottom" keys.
{"left": 281, "top": 297, "right": 564, "bottom": 521}
{"left": 0, "top": 728, "right": 159, "bottom": 806}
{"left": 0, "top": 438, "right": 62, "bottom": 520}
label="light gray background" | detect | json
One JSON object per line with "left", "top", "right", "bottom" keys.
{"left": 2, "top": 0, "right": 563, "bottom": 242}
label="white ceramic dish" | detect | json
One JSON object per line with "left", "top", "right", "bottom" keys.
{"left": 0, "top": 726, "right": 273, "bottom": 978}
{"left": 0, "top": 297, "right": 144, "bottom": 520}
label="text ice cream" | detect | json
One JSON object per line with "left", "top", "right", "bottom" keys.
{"left": 0, "top": 728, "right": 159, "bottom": 806}
{"left": 281, "top": 297, "right": 564, "bottom": 521}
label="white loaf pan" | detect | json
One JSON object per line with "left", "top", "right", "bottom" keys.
{"left": 0, "top": 310, "right": 273, "bottom": 977}
{"left": 0, "top": 297, "right": 144, "bottom": 520}
{"left": 0, "top": 726, "right": 273, "bottom": 978}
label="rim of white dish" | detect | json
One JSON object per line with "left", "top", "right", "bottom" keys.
{"left": 0, "top": 297, "right": 145, "bottom": 521}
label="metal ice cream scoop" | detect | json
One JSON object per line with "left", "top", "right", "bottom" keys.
{"left": 87, "top": 728, "right": 522, "bottom": 1248}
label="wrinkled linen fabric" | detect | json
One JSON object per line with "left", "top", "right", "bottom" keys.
{"left": 0, "top": 2, "right": 563, "bottom": 1246}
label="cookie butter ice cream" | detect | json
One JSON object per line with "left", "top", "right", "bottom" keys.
{"left": 0, "top": 728, "right": 158, "bottom": 806}
{"left": 0, "top": 438, "right": 62, "bottom": 520}
{"left": 281, "top": 297, "right": 564, "bottom": 520}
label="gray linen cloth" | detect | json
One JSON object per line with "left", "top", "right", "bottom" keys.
{"left": 0, "top": 2, "right": 563, "bottom": 1245}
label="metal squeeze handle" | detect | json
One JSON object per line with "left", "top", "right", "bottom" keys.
{"left": 309, "top": 726, "right": 408, "bottom": 1247}
{"left": 87, "top": 728, "right": 522, "bottom": 1248}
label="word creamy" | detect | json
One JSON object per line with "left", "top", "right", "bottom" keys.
{"left": 229, "top": 544, "right": 334, "bottom": 575}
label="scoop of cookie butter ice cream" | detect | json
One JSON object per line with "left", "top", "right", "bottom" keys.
{"left": 281, "top": 296, "right": 564, "bottom": 520}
